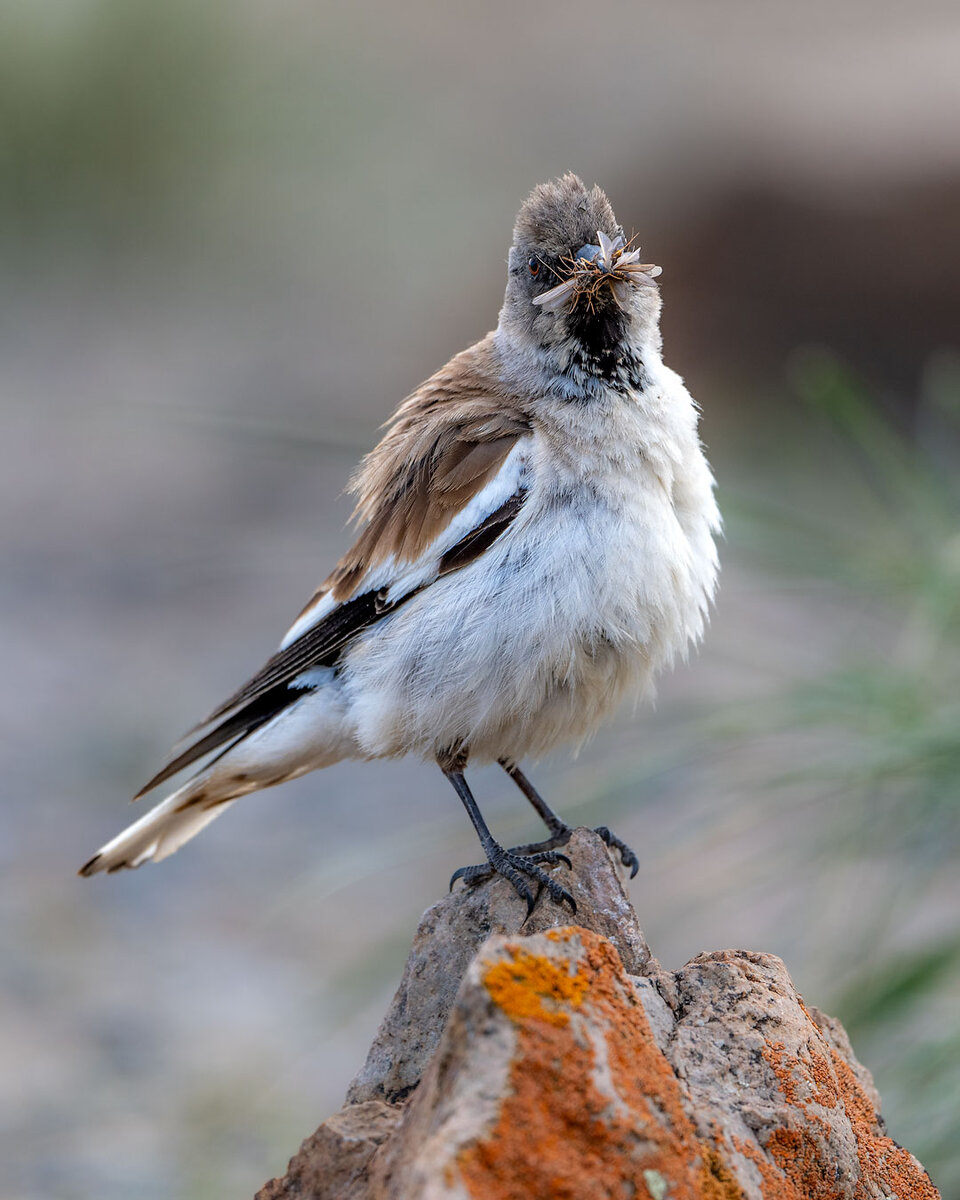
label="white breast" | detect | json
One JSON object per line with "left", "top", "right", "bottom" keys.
{"left": 338, "top": 362, "right": 720, "bottom": 765}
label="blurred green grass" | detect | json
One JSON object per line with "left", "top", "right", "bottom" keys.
{"left": 0, "top": 2, "right": 228, "bottom": 245}
{"left": 786, "top": 351, "right": 959, "bottom": 1186}
{"left": 768, "top": 348, "right": 960, "bottom": 850}
{"left": 723, "top": 351, "right": 959, "bottom": 1187}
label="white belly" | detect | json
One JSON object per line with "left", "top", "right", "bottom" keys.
{"left": 338, "top": 388, "right": 719, "bottom": 765}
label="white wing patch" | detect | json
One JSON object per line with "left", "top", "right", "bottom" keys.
{"left": 278, "top": 439, "right": 530, "bottom": 651}
{"left": 279, "top": 591, "right": 338, "bottom": 651}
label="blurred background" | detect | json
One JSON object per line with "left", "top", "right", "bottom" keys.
{"left": 2, "top": 2, "right": 958, "bottom": 1196}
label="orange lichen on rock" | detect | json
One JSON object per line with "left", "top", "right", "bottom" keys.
{"left": 762, "top": 1041, "right": 805, "bottom": 1107}
{"left": 831, "top": 1050, "right": 940, "bottom": 1200}
{"left": 482, "top": 945, "right": 589, "bottom": 1027}
{"left": 457, "top": 929, "right": 742, "bottom": 1200}
{"left": 762, "top": 1040, "right": 838, "bottom": 1112}
{"left": 765, "top": 1128, "right": 842, "bottom": 1200}
{"left": 758, "top": 1039, "right": 844, "bottom": 1198}
{"left": 699, "top": 1146, "right": 746, "bottom": 1200}
{"left": 751, "top": 1034, "right": 940, "bottom": 1200}
{"left": 733, "top": 1136, "right": 805, "bottom": 1200}
{"left": 806, "top": 1047, "right": 841, "bottom": 1109}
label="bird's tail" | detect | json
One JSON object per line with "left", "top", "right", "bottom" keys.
{"left": 78, "top": 772, "right": 239, "bottom": 876}
{"left": 79, "top": 684, "right": 354, "bottom": 876}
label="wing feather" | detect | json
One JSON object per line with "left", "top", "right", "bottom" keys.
{"left": 325, "top": 336, "right": 530, "bottom": 600}
{"left": 137, "top": 486, "right": 526, "bottom": 797}
{"left": 135, "top": 334, "right": 533, "bottom": 797}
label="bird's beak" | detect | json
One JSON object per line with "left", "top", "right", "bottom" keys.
{"left": 574, "top": 229, "right": 621, "bottom": 270}
{"left": 574, "top": 242, "right": 603, "bottom": 267}
{"left": 533, "top": 229, "right": 662, "bottom": 313}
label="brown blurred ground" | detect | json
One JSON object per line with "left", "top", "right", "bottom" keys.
{"left": 1, "top": 2, "right": 958, "bottom": 1197}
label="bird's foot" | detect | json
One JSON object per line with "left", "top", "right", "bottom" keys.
{"left": 505, "top": 823, "right": 639, "bottom": 879}
{"left": 450, "top": 846, "right": 576, "bottom": 915}
{"left": 502, "top": 828, "right": 572, "bottom": 857}
{"left": 594, "top": 825, "right": 639, "bottom": 878}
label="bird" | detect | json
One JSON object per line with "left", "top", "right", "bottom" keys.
{"left": 80, "top": 173, "right": 720, "bottom": 914}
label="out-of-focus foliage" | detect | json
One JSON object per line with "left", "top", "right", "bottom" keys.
{"left": 0, "top": 2, "right": 228, "bottom": 243}
{"left": 732, "top": 351, "right": 960, "bottom": 1186}
{"left": 759, "top": 349, "right": 960, "bottom": 851}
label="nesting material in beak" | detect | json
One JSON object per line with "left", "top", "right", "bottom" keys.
{"left": 532, "top": 230, "right": 662, "bottom": 313}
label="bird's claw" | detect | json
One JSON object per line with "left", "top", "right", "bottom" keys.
{"left": 594, "top": 825, "right": 639, "bottom": 878}
{"left": 502, "top": 830, "right": 572, "bottom": 857}
{"left": 505, "top": 823, "right": 639, "bottom": 879}
{"left": 450, "top": 848, "right": 576, "bottom": 915}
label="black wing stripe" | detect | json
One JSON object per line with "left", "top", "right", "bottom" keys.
{"left": 436, "top": 490, "right": 525, "bottom": 577}
{"left": 135, "top": 488, "right": 526, "bottom": 797}
{"left": 134, "top": 682, "right": 304, "bottom": 798}
{"left": 198, "top": 590, "right": 381, "bottom": 728}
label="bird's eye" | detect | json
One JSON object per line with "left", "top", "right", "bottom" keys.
{"left": 527, "top": 256, "right": 541, "bottom": 277}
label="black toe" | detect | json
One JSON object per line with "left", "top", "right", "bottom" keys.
{"left": 450, "top": 845, "right": 576, "bottom": 913}
{"left": 449, "top": 862, "right": 494, "bottom": 890}
{"left": 594, "top": 825, "right": 640, "bottom": 878}
{"left": 502, "top": 827, "right": 573, "bottom": 858}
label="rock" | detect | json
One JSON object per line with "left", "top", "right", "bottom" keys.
{"left": 257, "top": 830, "right": 940, "bottom": 1200}
{"left": 257, "top": 1101, "right": 402, "bottom": 1200}
{"left": 347, "top": 827, "right": 660, "bottom": 1106}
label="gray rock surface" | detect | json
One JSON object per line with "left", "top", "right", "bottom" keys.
{"left": 347, "top": 827, "right": 658, "bottom": 1105}
{"left": 258, "top": 830, "right": 941, "bottom": 1200}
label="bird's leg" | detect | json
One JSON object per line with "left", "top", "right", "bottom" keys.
{"left": 440, "top": 754, "right": 575, "bottom": 915}
{"left": 500, "top": 759, "right": 640, "bottom": 879}
{"left": 500, "top": 760, "right": 570, "bottom": 845}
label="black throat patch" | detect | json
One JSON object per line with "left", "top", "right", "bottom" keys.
{"left": 563, "top": 296, "right": 646, "bottom": 391}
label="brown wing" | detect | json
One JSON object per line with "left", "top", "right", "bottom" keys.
{"left": 135, "top": 335, "right": 531, "bottom": 797}
{"left": 323, "top": 333, "right": 530, "bottom": 601}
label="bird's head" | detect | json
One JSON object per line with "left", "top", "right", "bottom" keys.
{"left": 499, "top": 174, "right": 662, "bottom": 382}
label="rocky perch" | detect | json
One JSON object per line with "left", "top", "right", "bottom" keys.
{"left": 257, "top": 829, "right": 940, "bottom": 1200}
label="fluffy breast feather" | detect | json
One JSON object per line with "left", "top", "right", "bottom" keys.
{"left": 339, "top": 363, "right": 720, "bottom": 763}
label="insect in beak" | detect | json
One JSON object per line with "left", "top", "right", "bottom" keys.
{"left": 532, "top": 229, "right": 662, "bottom": 313}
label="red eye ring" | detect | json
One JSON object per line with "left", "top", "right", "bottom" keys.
{"left": 528, "top": 256, "right": 541, "bottom": 276}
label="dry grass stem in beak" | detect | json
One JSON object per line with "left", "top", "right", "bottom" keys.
{"left": 532, "top": 229, "right": 662, "bottom": 313}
